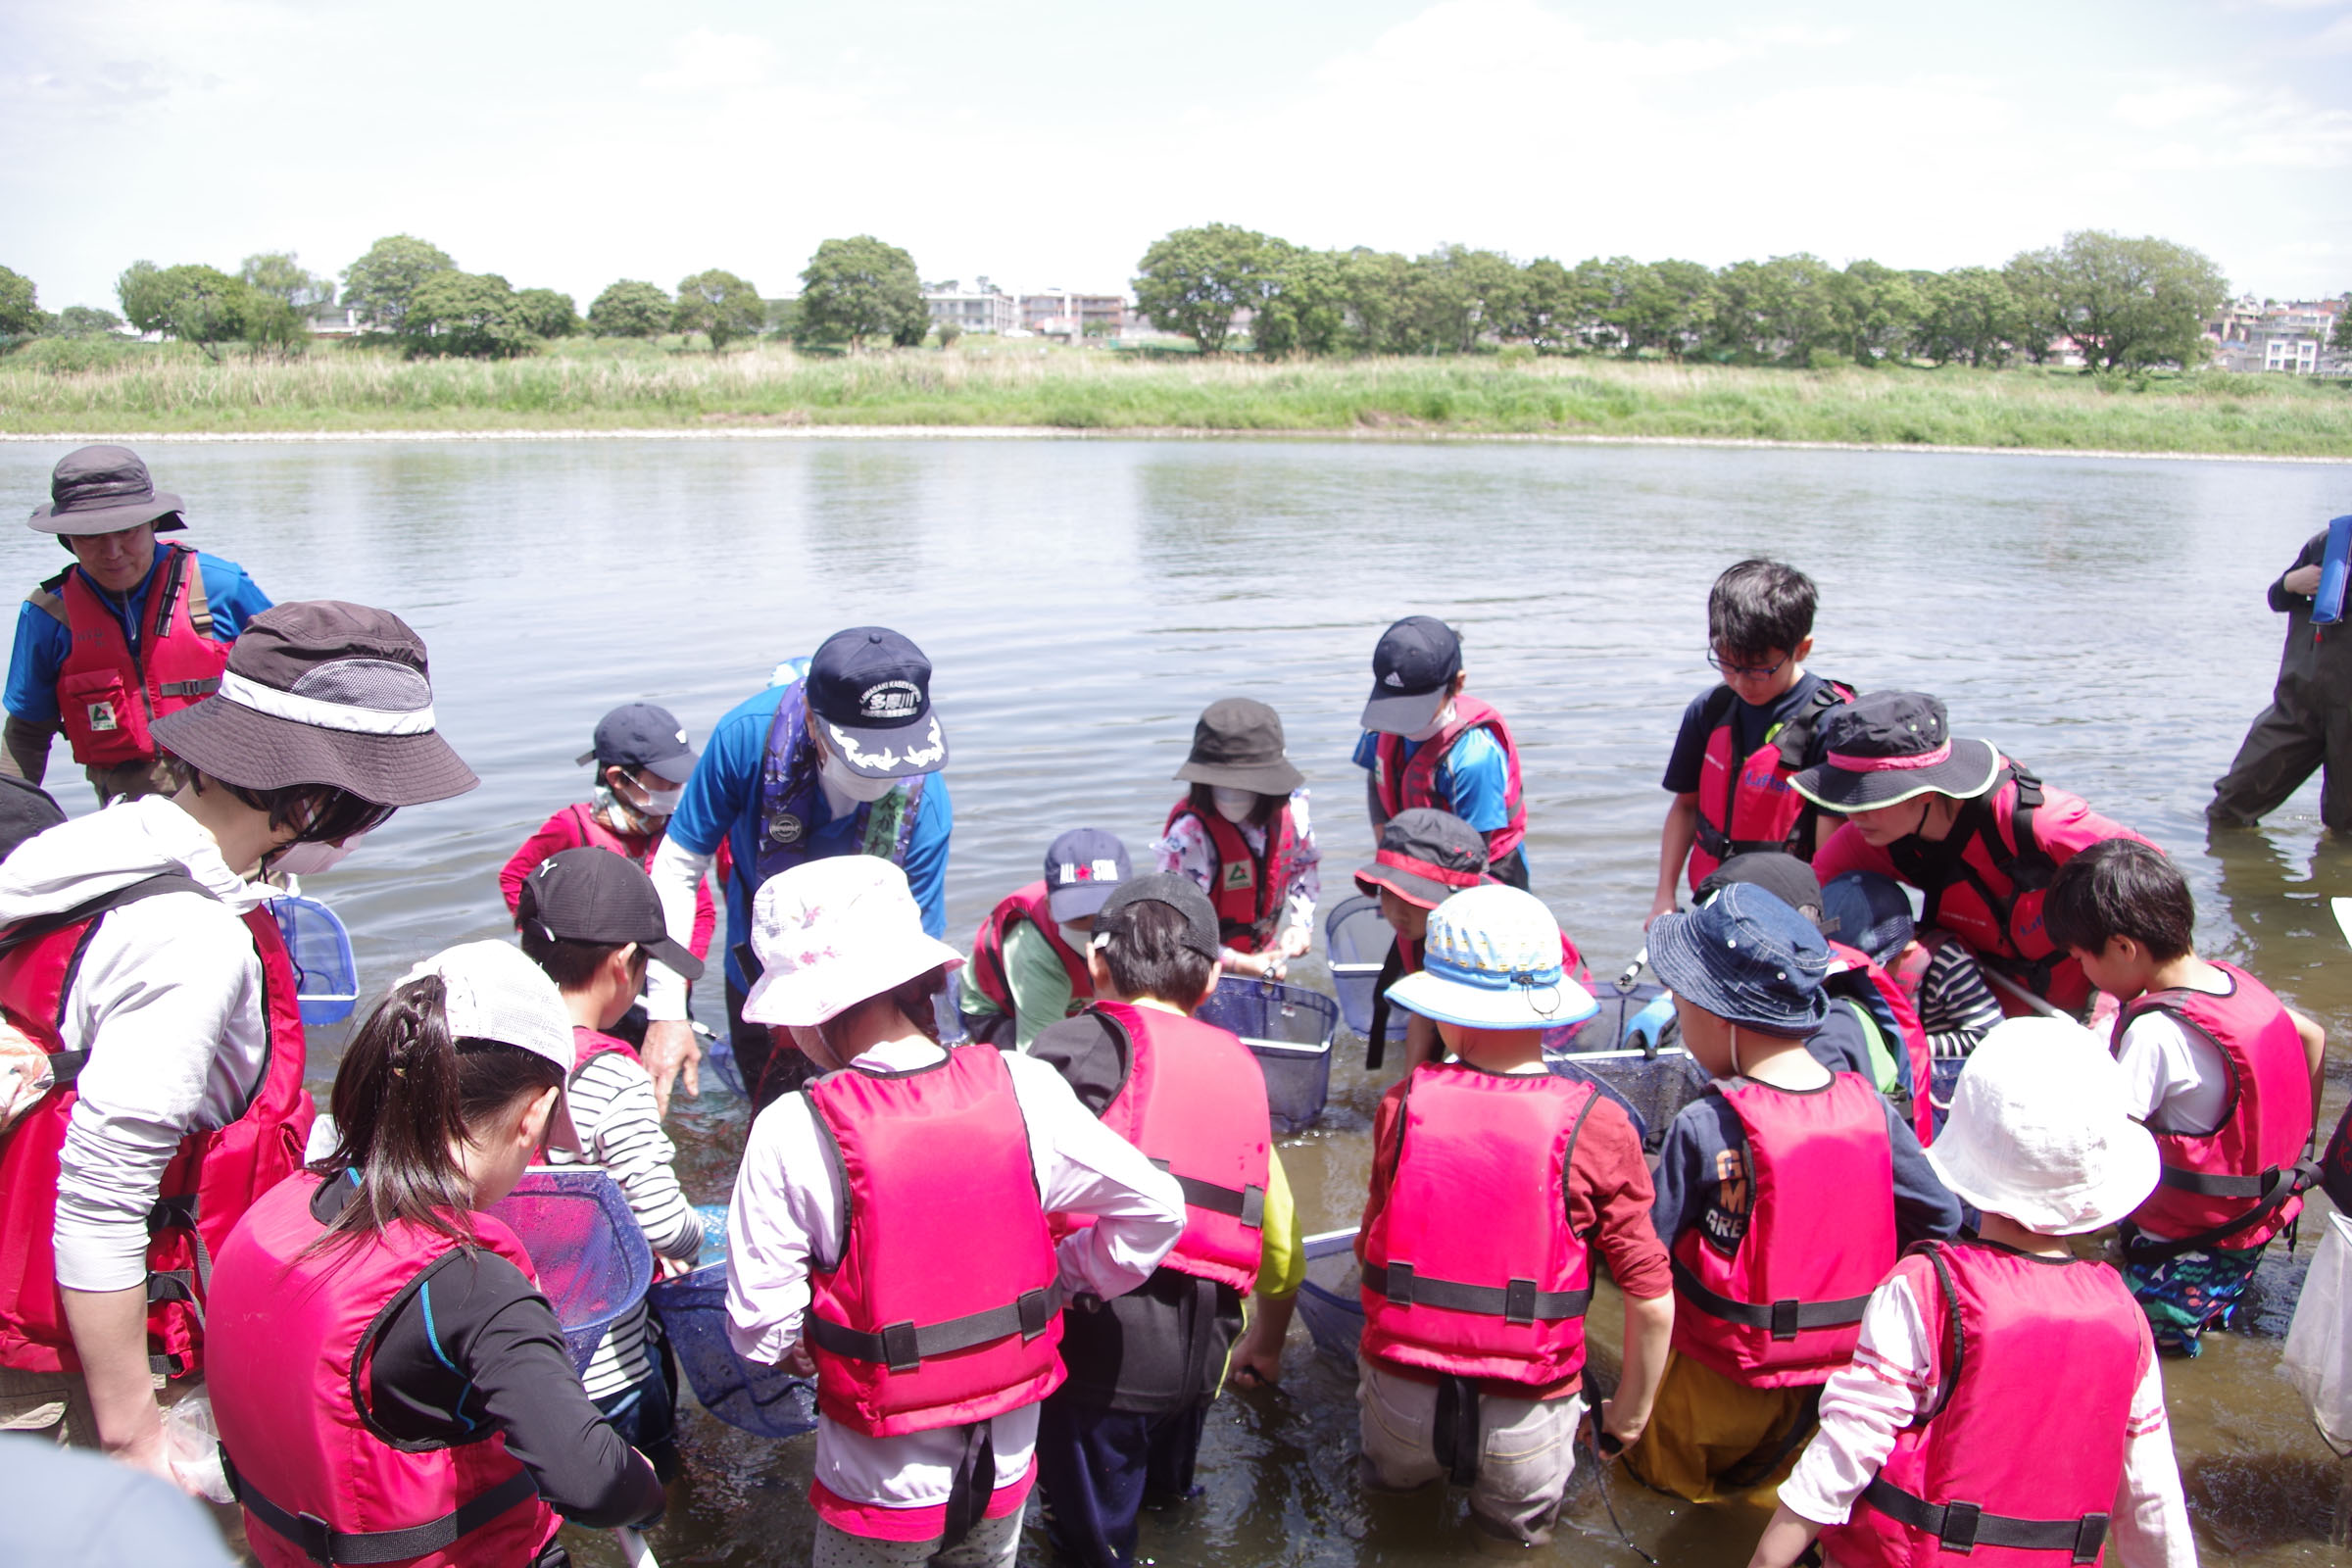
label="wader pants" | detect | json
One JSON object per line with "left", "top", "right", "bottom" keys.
{"left": 2212, "top": 609, "right": 2352, "bottom": 833}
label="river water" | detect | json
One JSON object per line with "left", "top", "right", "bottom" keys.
{"left": 8, "top": 436, "right": 2350, "bottom": 1566}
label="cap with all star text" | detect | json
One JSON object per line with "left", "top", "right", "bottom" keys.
{"left": 806, "top": 626, "right": 950, "bottom": 780}
{"left": 1361, "top": 615, "right": 1464, "bottom": 735}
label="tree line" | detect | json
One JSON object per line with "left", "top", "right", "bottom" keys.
{"left": 1133, "top": 226, "right": 2251, "bottom": 371}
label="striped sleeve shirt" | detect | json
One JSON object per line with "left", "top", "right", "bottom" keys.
{"left": 1918, "top": 936, "right": 2006, "bottom": 1059}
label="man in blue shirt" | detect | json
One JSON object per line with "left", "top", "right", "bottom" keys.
{"left": 643, "top": 626, "right": 953, "bottom": 1114}
{"left": 4, "top": 446, "right": 273, "bottom": 804}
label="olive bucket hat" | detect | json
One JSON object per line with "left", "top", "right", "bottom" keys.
{"left": 29, "top": 445, "right": 187, "bottom": 537}
{"left": 1174, "top": 698, "right": 1304, "bottom": 796}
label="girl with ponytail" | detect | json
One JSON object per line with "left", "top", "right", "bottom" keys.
{"left": 205, "top": 943, "right": 665, "bottom": 1568}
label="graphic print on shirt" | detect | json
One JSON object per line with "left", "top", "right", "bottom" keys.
{"left": 1704, "top": 1148, "right": 1751, "bottom": 1250}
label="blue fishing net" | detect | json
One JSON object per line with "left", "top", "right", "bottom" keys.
{"left": 1296, "top": 1229, "right": 1364, "bottom": 1366}
{"left": 649, "top": 1204, "right": 817, "bottom": 1439}
{"left": 1197, "top": 978, "right": 1341, "bottom": 1134}
{"left": 483, "top": 1169, "right": 655, "bottom": 1374}
{"left": 1541, "top": 984, "right": 1707, "bottom": 1151}
{"left": 1324, "top": 894, "right": 1405, "bottom": 1044}
{"left": 269, "top": 894, "right": 360, "bottom": 1026}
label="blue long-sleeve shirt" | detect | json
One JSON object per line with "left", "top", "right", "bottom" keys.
{"left": 5, "top": 547, "right": 273, "bottom": 724}
{"left": 663, "top": 683, "right": 952, "bottom": 993}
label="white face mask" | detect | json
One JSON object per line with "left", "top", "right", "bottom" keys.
{"left": 1403, "top": 702, "right": 1454, "bottom": 745}
{"left": 630, "top": 779, "right": 683, "bottom": 817}
{"left": 1210, "top": 786, "right": 1258, "bottom": 824}
{"left": 1058, "top": 923, "right": 1095, "bottom": 955}
{"left": 269, "top": 831, "right": 368, "bottom": 878}
{"left": 821, "top": 750, "right": 903, "bottom": 805}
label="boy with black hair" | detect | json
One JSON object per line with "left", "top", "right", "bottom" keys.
{"left": 515, "top": 847, "right": 710, "bottom": 1474}
{"left": 1353, "top": 616, "right": 1532, "bottom": 889}
{"left": 2046, "top": 838, "right": 2325, "bottom": 1355}
{"left": 1650, "top": 560, "right": 1853, "bottom": 924}
{"left": 1028, "top": 872, "right": 1303, "bottom": 1568}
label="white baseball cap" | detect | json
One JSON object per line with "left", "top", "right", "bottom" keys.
{"left": 401, "top": 941, "right": 580, "bottom": 1152}
{"left": 740, "top": 857, "right": 965, "bottom": 1029}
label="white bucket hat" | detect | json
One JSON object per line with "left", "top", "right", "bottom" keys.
{"left": 1385, "top": 884, "right": 1597, "bottom": 1032}
{"left": 740, "top": 857, "right": 965, "bottom": 1029}
{"left": 401, "top": 941, "right": 580, "bottom": 1152}
{"left": 1928, "top": 1016, "right": 2159, "bottom": 1236}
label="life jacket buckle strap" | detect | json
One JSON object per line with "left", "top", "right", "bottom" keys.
{"left": 294, "top": 1511, "right": 338, "bottom": 1567}
{"left": 2072, "top": 1514, "right": 2109, "bottom": 1564}
{"left": 1240, "top": 1184, "right": 1266, "bottom": 1230}
{"left": 1382, "top": 1261, "right": 1416, "bottom": 1306}
{"left": 1938, "top": 1499, "right": 1983, "bottom": 1552}
{"left": 1503, "top": 1278, "right": 1538, "bottom": 1327}
{"left": 880, "top": 1321, "right": 922, "bottom": 1374}
{"left": 1770, "top": 1298, "right": 1801, "bottom": 1342}
{"left": 1017, "top": 1288, "right": 1053, "bottom": 1341}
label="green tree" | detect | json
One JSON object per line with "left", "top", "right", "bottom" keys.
{"left": 797, "top": 237, "right": 927, "bottom": 350}
{"left": 2334, "top": 295, "right": 2351, "bottom": 353}
{"left": 1250, "top": 245, "right": 1348, "bottom": 357}
{"left": 1335, "top": 248, "right": 1416, "bottom": 355}
{"left": 239, "top": 252, "right": 335, "bottom": 311}
{"left": 54, "top": 305, "right": 123, "bottom": 338}
{"left": 1911, "top": 268, "right": 2023, "bottom": 367}
{"left": 1826, "top": 260, "right": 1923, "bottom": 363}
{"left": 587, "top": 279, "right": 672, "bottom": 338}
{"left": 513, "top": 288, "right": 579, "bottom": 339}
{"left": 2004, "top": 231, "right": 2228, "bottom": 371}
{"left": 341, "top": 235, "right": 455, "bottom": 334}
{"left": 117, "top": 261, "right": 172, "bottom": 335}
{"left": 672, "top": 269, "right": 765, "bottom": 350}
{"left": 1403, "top": 246, "right": 1525, "bottom": 354}
{"left": 1131, "top": 224, "right": 1285, "bottom": 354}
{"left": 1709, "top": 255, "right": 1838, "bottom": 363}
{"left": 0, "top": 266, "right": 39, "bottom": 340}
{"left": 1596, "top": 257, "right": 1713, "bottom": 357}
{"left": 121, "top": 265, "right": 253, "bottom": 360}
{"left": 406, "top": 270, "right": 533, "bottom": 357}
{"left": 935, "top": 318, "right": 963, "bottom": 349}
{"left": 1509, "top": 257, "right": 1602, "bottom": 352}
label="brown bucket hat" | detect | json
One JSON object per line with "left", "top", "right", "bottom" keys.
{"left": 29, "top": 446, "right": 187, "bottom": 537}
{"left": 1173, "top": 697, "right": 1304, "bottom": 795}
{"left": 150, "top": 601, "right": 478, "bottom": 806}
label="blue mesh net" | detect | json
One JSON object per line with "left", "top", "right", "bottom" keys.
{"left": 1196, "top": 979, "right": 1340, "bottom": 1135}
{"left": 1296, "top": 1229, "right": 1363, "bottom": 1366}
{"left": 705, "top": 1033, "right": 746, "bottom": 1098}
{"left": 483, "top": 1169, "right": 655, "bottom": 1374}
{"left": 650, "top": 1205, "right": 817, "bottom": 1439}
{"left": 1324, "top": 895, "right": 1405, "bottom": 1044}
{"left": 269, "top": 895, "right": 360, "bottom": 1026}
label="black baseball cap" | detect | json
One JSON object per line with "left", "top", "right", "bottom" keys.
{"left": 1361, "top": 615, "right": 1463, "bottom": 734}
{"left": 1353, "top": 807, "right": 1491, "bottom": 908}
{"left": 808, "top": 627, "right": 949, "bottom": 781}
{"left": 1697, "top": 852, "right": 1826, "bottom": 927}
{"left": 520, "top": 847, "right": 705, "bottom": 981}
{"left": 574, "top": 703, "right": 699, "bottom": 783}
{"left": 1097, "top": 872, "right": 1221, "bottom": 961}
{"left": 1044, "top": 828, "right": 1131, "bottom": 922}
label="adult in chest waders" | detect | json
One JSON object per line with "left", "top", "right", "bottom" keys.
{"left": 642, "top": 627, "right": 953, "bottom": 1115}
{"left": 4, "top": 446, "right": 274, "bottom": 806}
{"left": 2209, "top": 517, "right": 2352, "bottom": 833}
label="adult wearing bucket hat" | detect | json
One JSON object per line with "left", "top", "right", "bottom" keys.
{"left": 1798, "top": 691, "right": 2153, "bottom": 1015}
{"left": 1157, "top": 697, "right": 1321, "bottom": 980}
{"left": 1757, "top": 1018, "right": 2192, "bottom": 1568}
{"left": 6, "top": 445, "right": 276, "bottom": 806}
{"left": 725, "top": 857, "right": 1182, "bottom": 1568}
{"left": 642, "top": 626, "right": 954, "bottom": 1116}
{"left": 0, "top": 601, "right": 473, "bottom": 1476}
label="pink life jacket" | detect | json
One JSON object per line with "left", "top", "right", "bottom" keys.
{"left": 1053, "top": 1002, "right": 1269, "bottom": 1293}
{"left": 2112, "top": 962, "right": 2315, "bottom": 1253}
{"left": 967, "top": 881, "right": 1093, "bottom": 1018}
{"left": 1823, "top": 1242, "right": 2143, "bottom": 1568}
{"left": 571, "top": 1024, "right": 643, "bottom": 1077}
{"left": 1163, "top": 797, "right": 1298, "bottom": 955}
{"left": 0, "top": 878, "right": 313, "bottom": 1378}
{"left": 804, "top": 1044, "right": 1065, "bottom": 1437}
{"left": 209, "top": 1174, "right": 563, "bottom": 1568}
{"left": 1687, "top": 679, "right": 1855, "bottom": 891}
{"left": 1361, "top": 1064, "right": 1599, "bottom": 1388}
{"left": 1671, "top": 1072, "right": 1897, "bottom": 1388}
{"left": 1371, "top": 695, "right": 1529, "bottom": 860}
{"left": 31, "top": 545, "right": 227, "bottom": 768}
{"left": 1829, "top": 939, "right": 1936, "bottom": 1147}
{"left": 547, "top": 802, "right": 715, "bottom": 961}
{"left": 1888, "top": 937, "right": 1936, "bottom": 1013}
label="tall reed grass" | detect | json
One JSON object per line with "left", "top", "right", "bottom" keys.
{"left": 1, "top": 341, "right": 2346, "bottom": 455}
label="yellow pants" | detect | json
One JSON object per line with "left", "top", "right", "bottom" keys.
{"left": 1622, "top": 1351, "right": 1817, "bottom": 1503}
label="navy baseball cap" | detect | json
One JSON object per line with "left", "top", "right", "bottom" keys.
{"left": 1647, "top": 881, "right": 1829, "bottom": 1035}
{"left": 807, "top": 627, "right": 949, "bottom": 780}
{"left": 574, "top": 703, "right": 698, "bottom": 782}
{"left": 1360, "top": 615, "right": 1463, "bottom": 734}
{"left": 1822, "top": 871, "right": 1917, "bottom": 964}
{"left": 1043, "top": 828, "right": 1131, "bottom": 922}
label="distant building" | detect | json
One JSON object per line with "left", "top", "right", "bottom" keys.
{"left": 2206, "top": 295, "right": 2345, "bottom": 374}
{"left": 922, "top": 277, "right": 1017, "bottom": 336}
{"left": 306, "top": 304, "right": 366, "bottom": 337}
{"left": 1018, "top": 289, "right": 1129, "bottom": 338}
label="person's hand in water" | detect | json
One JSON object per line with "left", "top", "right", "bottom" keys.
{"left": 639, "top": 1020, "right": 701, "bottom": 1119}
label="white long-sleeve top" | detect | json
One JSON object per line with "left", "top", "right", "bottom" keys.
{"left": 1781, "top": 1256, "right": 2196, "bottom": 1568}
{"left": 725, "top": 1034, "right": 1184, "bottom": 1512}
{"left": 0, "top": 799, "right": 275, "bottom": 1293}
{"left": 644, "top": 836, "right": 710, "bottom": 1023}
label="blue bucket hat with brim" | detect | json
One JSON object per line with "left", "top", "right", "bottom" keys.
{"left": 1647, "top": 882, "right": 1829, "bottom": 1034}
{"left": 1385, "top": 884, "right": 1597, "bottom": 1031}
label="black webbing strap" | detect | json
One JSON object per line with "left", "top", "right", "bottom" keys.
{"left": 1151, "top": 1159, "right": 1266, "bottom": 1228}
{"left": 1361, "top": 1262, "right": 1592, "bottom": 1325}
{"left": 1433, "top": 1373, "right": 1481, "bottom": 1487}
{"left": 808, "top": 1283, "right": 1063, "bottom": 1372}
{"left": 229, "top": 1452, "right": 542, "bottom": 1566}
{"left": 938, "top": 1420, "right": 995, "bottom": 1551}
{"left": 1670, "top": 1257, "right": 1872, "bottom": 1342}
{"left": 46, "top": 1049, "right": 88, "bottom": 1087}
{"left": 148, "top": 1191, "right": 214, "bottom": 1296}
{"left": 2156, "top": 1159, "right": 2303, "bottom": 1199}
{"left": 149, "top": 546, "right": 189, "bottom": 646}
{"left": 1366, "top": 937, "right": 1407, "bottom": 1072}
{"left": 0, "top": 872, "right": 211, "bottom": 957}
{"left": 154, "top": 678, "right": 220, "bottom": 699}
{"left": 2122, "top": 1158, "right": 2321, "bottom": 1264}
{"left": 1863, "top": 1477, "right": 2110, "bottom": 1563}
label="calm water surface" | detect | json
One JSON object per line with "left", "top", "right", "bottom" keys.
{"left": 8, "top": 436, "right": 2350, "bottom": 1566}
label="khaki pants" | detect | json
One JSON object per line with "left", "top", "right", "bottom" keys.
{"left": 1356, "top": 1355, "right": 1585, "bottom": 1545}
{"left": 0, "top": 1363, "right": 101, "bottom": 1446}
{"left": 1623, "top": 1350, "right": 1817, "bottom": 1503}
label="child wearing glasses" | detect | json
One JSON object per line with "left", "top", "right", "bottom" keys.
{"left": 1648, "top": 559, "right": 1854, "bottom": 926}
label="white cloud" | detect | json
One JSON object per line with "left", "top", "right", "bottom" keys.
{"left": 641, "top": 27, "right": 776, "bottom": 95}
{"left": 2114, "top": 82, "right": 2244, "bottom": 129}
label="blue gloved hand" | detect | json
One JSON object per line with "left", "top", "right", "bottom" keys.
{"left": 1622, "top": 994, "right": 1675, "bottom": 1053}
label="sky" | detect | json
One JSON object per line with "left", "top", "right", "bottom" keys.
{"left": 4, "top": 0, "right": 2349, "bottom": 313}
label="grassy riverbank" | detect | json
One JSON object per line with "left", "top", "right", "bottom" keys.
{"left": 2, "top": 339, "right": 2348, "bottom": 455}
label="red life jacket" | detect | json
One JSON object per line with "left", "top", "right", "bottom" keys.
{"left": 1371, "top": 696, "right": 1528, "bottom": 860}
{"left": 1053, "top": 1002, "right": 1269, "bottom": 1293}
{"left": 2112, "top": 963, "right": 2315, "bottom": 1252}
{"left": 549, "top": 802, "right": 714, "bottom": 960}
{"left": 209, "top": 1175, "right": 562, "bottom": 1568}
{"left": 1671, "top": 1072, "right": 1896, "bottom": 1387}
{"left": 1687, "top": 679, "right": 1855, "bottom": 891}
{"left": 967, "top": 882, "right": 1093, "bottom": 1018}
{"left": 1888, "top": 937, "right": 1935, "bottom": 1013}
{"left": 804, "top": 1044, "right": 1065, "bottom": 1437}
{"left": 32, "top": 546, "right": 228, "bottom": 768}
{"left": 0, "top": 877, "right": 313, "bottom": 1377}
{"left": 1361, "top": 1064, "right": 1599, "bottom": 1388}
{"left": 1163, "top": 798, "right": 1298, "bottom": 955}
{"left": 1824, "top": 1242, "right": 2143, "bottom": 1568}
{"left": 1883, "top": 762, "right": 2146, "bottom": 1013}
{"left": 572, "top": 1025, "right": 642, "bottom": 1076}
{"left": 1829, "top": 939, "right": 1936, "bottom": 1147}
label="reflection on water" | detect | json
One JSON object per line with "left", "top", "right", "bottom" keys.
{"left": 6, "top": 437, "right": 2350, "bottom": 1565}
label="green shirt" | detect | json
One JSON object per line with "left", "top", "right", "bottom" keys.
{"left": 963, "top": 916, "right": 1079, "bottom": 1051}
